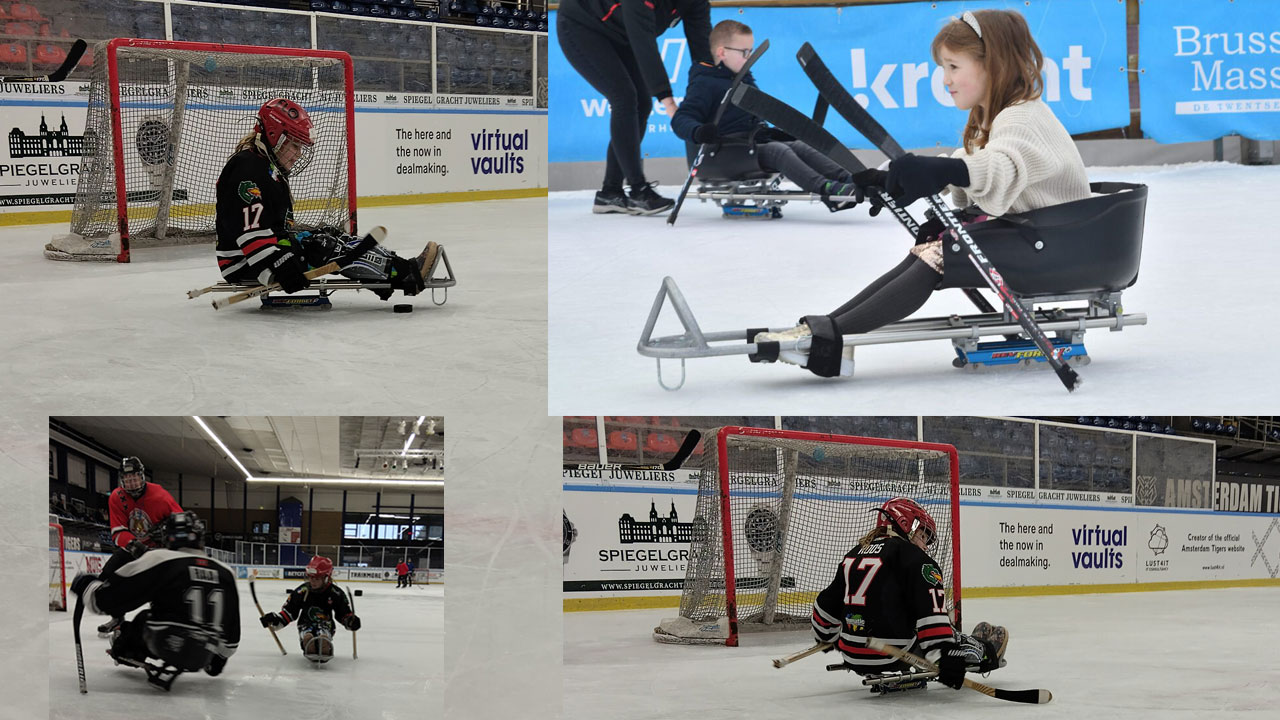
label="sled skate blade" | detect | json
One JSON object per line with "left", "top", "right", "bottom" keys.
{"left": 863, "top": 671, "right": 935, "bottom": 695}
{"left": 260, "top": 293, "right": 333, "bottom": 309}
{"left": 953, "top": 337, "right": 1089, "bottom": 370}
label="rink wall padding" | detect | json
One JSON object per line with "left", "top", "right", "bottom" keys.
{"left": 563, "top": 477, "right": 1280, "bottom": 611}
{"left": 56, "top": 551, "right": 443, "bottom": 586}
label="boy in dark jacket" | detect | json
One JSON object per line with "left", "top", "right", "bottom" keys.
{"left": 671, "top": 20, "right": 864, "bottom": 211}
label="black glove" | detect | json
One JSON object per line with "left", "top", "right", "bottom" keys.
{"left": 886, "top": 153, "right": 970, "bottom": 207}
{"left": 204, "top": 654, "right": 227, "bottom": 677}
{"left": 343, "top": 613, "right": 362, "bottom": 632}
{"left": 692, "top": 123, "right": 719, "bottom": 144}
{"left": 270, "top": 250, "right": 310, "bottom": 294}
{"left": 260, "top": 612, "right": 287, "bottom": 630}
{"left": 69, "top": 572, "right": 97, "bottom": 597}
{"left": 125, "top": 538, "right": 148, "bottom": 559}
{"left": 849, "top": 168, "right": 890, "bottom": 217}
{"left": 936, "top": 646, "right": 969, "bottom": 690}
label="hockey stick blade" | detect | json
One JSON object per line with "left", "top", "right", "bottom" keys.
{"left": 866, "top": 637, "right": 1052, "bottom": 704}
{"left": 562, "top": 429, "right": 701, "bottom": 472}
{"left": 669, "top": 39, "right": 770, "bottom": 225}
{"left": 772, "top": 641, "right": 832, "bottom": 668}
{"left": 1, "top": 39, "right": 86, "bottom": 82}
{"left": 795, "top": 43, "right": 1079, "bottom": 391}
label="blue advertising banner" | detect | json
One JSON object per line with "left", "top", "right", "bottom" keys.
{"left": 550, "top": 0, "right": 1129, "bottom": 163}
{"left": 1139, "top": 0, "right": 1280, "bottom": 143}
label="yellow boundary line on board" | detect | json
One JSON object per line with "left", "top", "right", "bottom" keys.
{"left": 0, "top": 187, "right": 547, "bottom": 228}
{"left": 563, "top": 576, "right": 1280, "bottom": 612}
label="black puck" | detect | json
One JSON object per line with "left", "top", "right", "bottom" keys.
{"left": 393, "top": 304, "right": 413, "bottom": 313}
{"left": 353, "top": 589, "right": 363, "bottom": 597}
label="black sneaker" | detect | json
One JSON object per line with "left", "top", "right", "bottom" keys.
{"left": 593, "top": 188, "right": 633, "bottom": 215}
{"left": 627, "top": 182, "right": 675, "bottom": 216}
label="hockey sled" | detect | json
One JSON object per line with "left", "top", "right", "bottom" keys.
{"left": 186, "top": 245, "right": 456, "bottom": 308}
{"left": 637, "top": 183, "right": 1148, "bottom": 390}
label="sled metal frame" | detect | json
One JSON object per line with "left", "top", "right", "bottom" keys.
{"left": 690, "top": 177, "right": 862, "bottom": 219}
{"left": 637, "top": 276, "right": 1147, "bottom": 390}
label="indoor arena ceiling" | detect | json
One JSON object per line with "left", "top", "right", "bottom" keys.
{"left": 53, "top": 416, "right": 445, "bottom": 485}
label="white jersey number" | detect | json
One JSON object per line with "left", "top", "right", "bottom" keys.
{"left": 183, "top": 586, "right": 227, "bottom": 630}
{"left": 242, "top": 203, "right": 264, "bottom": 231}
{"left": 841, "top": 556, "right": 883, "bottom": 606}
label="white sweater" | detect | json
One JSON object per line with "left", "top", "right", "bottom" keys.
{"left": 947, "top": 98, "right": 1090, "bottom": 217}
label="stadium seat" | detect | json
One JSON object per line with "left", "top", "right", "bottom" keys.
{"left": 568, "top": 427, "right": 598, "bottom": 449}
{"left": 645, "top": 432, "right": 680, "bottom": 455}
{"left": 607, "top": 430, "right": 638, "bottom": 452}
{"left": 34, "top": 43, "right": 66, "bottom": 66}
{"left": 0, "top": 43, "right": 27, "bottom": 64}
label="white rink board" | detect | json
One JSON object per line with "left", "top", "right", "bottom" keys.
{"left": 563, "top": 486, "right": 1280, "bottom": 598}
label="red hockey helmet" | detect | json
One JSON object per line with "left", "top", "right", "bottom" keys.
{"left": 256, "top": 97, "right": 314, "bottom": 174}
{"left": 875, "top": 497, "right": 937, "bottom": 546}
{"left": 306, "top": 556, "right": 334, "bottom": 584}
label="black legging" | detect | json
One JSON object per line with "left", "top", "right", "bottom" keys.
{"left": 825, "top": 255, "right": 942, "bottom": 335}
{"left": 557, "top": 13, "right": 652, "bottom": 190}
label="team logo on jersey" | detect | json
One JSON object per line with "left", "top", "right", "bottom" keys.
{"left": 128, "top": 509, "right": 155, "bottom": 542}
{"left": 237, "top": 181, "right": 262, "bottom": 204}
{"left": 844, "top": 613, "right": 866, "bottom": 632}
{"left": 921, "top": 564, "right": 943, "bottom": 587}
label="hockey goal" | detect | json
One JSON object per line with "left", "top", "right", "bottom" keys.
{"left": 50, "top": 521, "right": 67, "bottom": 611}
{"left": 48, "top": 38, "right": 356, "bottom": 262}
{"left": 654, "top": 426, "right": 961, "bottom": 646}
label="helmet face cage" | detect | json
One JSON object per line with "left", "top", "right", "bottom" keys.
{"left": 306, "top": 556, "right": 333, "bottom": 585}
{"left": 121, "top": 456, "right": 146, "bottom": 498}
{"left": 256, "top": 98, "right": 314, "bottom": 177}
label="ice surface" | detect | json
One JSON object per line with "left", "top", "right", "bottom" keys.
{"left": 48, "top": 579, "right": 442, "bottom": 720}
{"left": 550, "top": 163, "right": 1280, "bottom": 413}
{"left": 564, "top": 587, "right": 1280, "bottom": 719}
{"left": 0, "top": 198, "right": 547, "bottom": 416}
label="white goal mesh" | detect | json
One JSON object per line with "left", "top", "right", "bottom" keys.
{"left": 49, "top": 38, "right": 355, "bottom": 262}
{"left": 655, "top": 426, "right": 961, "bottom": 646}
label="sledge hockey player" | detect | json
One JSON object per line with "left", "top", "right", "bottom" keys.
{"left": 97, "top": 456, "right": 184, "bottom": 636}
{"left": 70, "top": 512, "right": 240, "bottom": 691}
{"left": 671, "top": 20, "right": 866, "bottom": 212}
{"left": 215, "top": 97, "right": 442, "bottom": 299}
{"left": 756, "top": 9, "right": 1091, "bottom": 377}
{"left": 259, "top": 556, "right": 361, "bottom": 662}
{"left": 811, "top": 497, "right": 1007, "bottom": 692}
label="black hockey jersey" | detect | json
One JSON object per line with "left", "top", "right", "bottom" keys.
{"left": 277, "top": 582, "right": 354, "bottom": 630}
{"left": 811, "top": 535, "right": 955, "bottom": 672}
{"left": 83, "top": 548, "right": 241, "bottom": 660}
{"left": 214, "top": 148, "right": 297, "bottom": 285}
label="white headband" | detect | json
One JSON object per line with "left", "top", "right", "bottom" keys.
{"left": 958, "top": 10, "right": 982, "bottom": 39}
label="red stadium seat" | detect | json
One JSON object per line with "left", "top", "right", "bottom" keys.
{"left": 5, "top": 21, "right": 35, "bottom": 36}
{"left": 8, "top": 3, "right": 43, "bottom": 22}
{"left": 644, "top": 432, "right": 680, "bottom": 455}
{"left": 607, "top": 430, "right": 638, "bottom": 452}
{"left": 34, "top": 43, "right": 65, "bottom": 66}
{"left": 0, "top": 43, "right": 28, "bottom": 64}
{"left": 568, "top": 427, "right": 597, "bottom": 449}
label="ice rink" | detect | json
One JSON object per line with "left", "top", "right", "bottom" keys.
{"left": 564, "top": 586, "right": 1280, "bottom": 719}
{"left": 549, "top": 162, "right": 1280, "bottom": 413}
{"left": 0, "top": 197, "right": 547, "bottom": 416}
{"left": 48, "top": 578, "right": 442, "bottom": 720}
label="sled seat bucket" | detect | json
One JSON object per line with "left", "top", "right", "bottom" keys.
{"left": 688, "top": 138, "right": 772, "bottom": 183}
{"left": 939, "top": 182, "right": 1147, "bottom": 295}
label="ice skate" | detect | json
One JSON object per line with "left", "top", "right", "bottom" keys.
{"left": 970, "top": 621, "right": 1009, "bottom": 669}
{"left": 754, "top": 323, "right": 854, "bottom": 376}
{"left": 415, "top": 241, "right": 440, "bottom": 280}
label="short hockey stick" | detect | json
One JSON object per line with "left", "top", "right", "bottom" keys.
{"left": 249, "top": 570, "right": 288, "bottom": 656}
{"left": 562, "top": 429, "right": 701, "bottom": 472}
{"left": 866, "top": 637, "right": 1052, "bottom": 704}
{"left": 795, "top": 43, "right": 1080, "bottom": 391}
{"left": 211, "top": 226, "right": 385, "bottom": 309}
{"left": 348, "top": 587, "right": 358, "bottom": 660}
{"left": 772, "top": 641, "right": 832, "bottom": 668}
{"left": 669, "top": 40, "right": 770, "bottom": 225}
{"left": 726, "top": 85, "right": 999, "bottom": 318}
{"left": 73, "top": 593, "right": 87, "bottom": 693}
{"left": 1, "top": 39, "right": 87, "bottom": 82}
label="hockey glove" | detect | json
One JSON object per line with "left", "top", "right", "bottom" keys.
{"left": 343, "top": 613, "right": 362, "bottom": 632}
{"left": 69, "top": 572, "right": 98, "bottom": 597}
{"left": 886, "top": 154, "right": 970, "bottom": 207}
{"left": 270, "top": 250, "right": 311, "bottom": 294}
{"left": 204, "top": 654, "right": 227, "bottom": 677}
{"left": 125, "top": 539, "right": 148, "bottom": 559}
{"left": 260, "top": 612, "right": 288, "bottom": 630}
{"left": 936, "top": 646, "right": 969, "bottom": 690}
{"left": 692, "top": 123, "right": 719, "bottom": 145}
{"left": 849, "top": 169, "right": 890, "bottom": 217}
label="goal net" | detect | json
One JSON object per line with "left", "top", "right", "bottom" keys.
{"left": 654, "top": 426, "right": 961, "bottom": 646}
{"left": 48, "top": 38, "right": 356, "bottom": 262}
{"left": 50, "top": 521, "right": 66, "bottom": 611}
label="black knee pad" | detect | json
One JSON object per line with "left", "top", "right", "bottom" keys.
{"left": 801, "top": 315, "right": 844, "bottom": 378}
